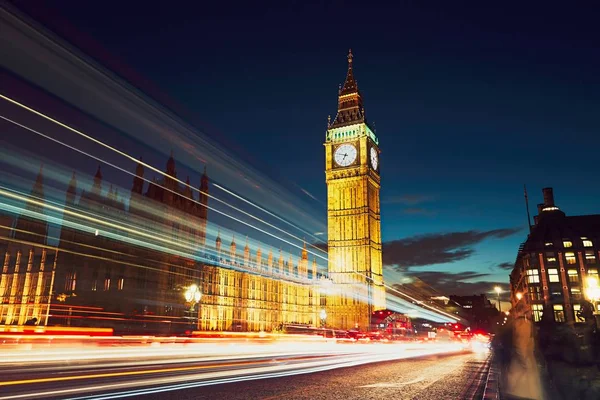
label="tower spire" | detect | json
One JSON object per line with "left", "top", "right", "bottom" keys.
{"left": 329, "top": 49, "right": 365, "bottom": 129}
{"left": 92, "top": 165, "right": 102, "bottom": 195}
{"left": 66, "top": 172, "right": 77, "bottom": 205}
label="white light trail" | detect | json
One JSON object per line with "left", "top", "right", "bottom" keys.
{"left": 0, "top": 95, "right": 326, "bottom": 261}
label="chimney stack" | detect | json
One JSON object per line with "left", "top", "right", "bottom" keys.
{"left": 542, "top": 187, "right": 555, "bottom": 207}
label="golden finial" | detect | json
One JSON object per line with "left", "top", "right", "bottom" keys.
{"left": 347, "top": 49, "right": 353, "bottom": 64}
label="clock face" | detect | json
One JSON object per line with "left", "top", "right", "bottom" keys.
{"left": 370, "top": 147, "right": 379, "bottom": 170}
{"left": 334, "top": 143, "right": 358, "bottom": 167}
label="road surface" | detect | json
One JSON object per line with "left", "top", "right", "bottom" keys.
{"left": 0, "top": 340, "right": 489, "bottom": 399}
{"left": 148, "top": 351, "right": 491, "bottom": 400}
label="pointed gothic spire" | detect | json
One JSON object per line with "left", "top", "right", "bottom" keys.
{"left": 243, "top": 236, "right": 250, "bottom": 267}
{"left": 92, "top": 165, "right": 102, "bottom": 194}
{"left": 339, "top": 49, "right": 357, "bottom": 95}
{"left": 31, "top": 164, "right": 44, "bottom": 200}
{"left": 267, "top": 248, "right": 273, "bottom": 271}
{"left": 166, "top": 150, "right": 176, "bottom": 177}
{"left": 13, "top": 163, "right": 48, "bottom": 244}
{"left": 256, "top": 246, "right": 263, "bottom": 269}
{"left": 131, "top": 157, "right": 144, "bottom": 195}
{"left": 302, "top": 241, "right": 308, "bottom": 260}
{"left": 230, "top": 233, "right": 237, "bottom": 263}
{"left": 66, "top": 172, "right": 77, "bottom": 205}
{"left": 136, "top": 157, "right": 144, "bottom": 176}
{"left": 329, "top": 49, "right": 366, "bottom": 129}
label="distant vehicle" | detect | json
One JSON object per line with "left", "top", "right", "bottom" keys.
{"left": 370, "top": 310, "right": 414, "bottom": 341}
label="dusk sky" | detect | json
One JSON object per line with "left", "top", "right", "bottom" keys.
{"left": 6, "top": 1, "right": 600, "bottom": 300}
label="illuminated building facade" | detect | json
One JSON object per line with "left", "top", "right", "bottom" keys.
{"left": 324, "top": 50, "right": 386, "bottom": 330}
{"left": 0, "top": 168, "right": 57, "bottom": 326}
{"left": 0, "top": 156, "right": 322, "bottom": 332}
{"left": 510, "top": 187, "right": 600, "bottom": 324}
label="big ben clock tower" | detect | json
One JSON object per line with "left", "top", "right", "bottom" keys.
{"left": 325, "top": 50, "right": 386, "bottom": 330}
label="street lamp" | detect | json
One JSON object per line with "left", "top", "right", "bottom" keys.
{"left": 515, "top": 292, "right": 523, "bottom": 301}
{"left": 184, "top": 284, "right": 202, "bottom": 330}
{"left": 494, "top": 286, "right": 502, "bottom": 312}
{"left": 320, "top": 309, "right": 327, "bottom": 327}
{"left": 585, "top": 277, "right": 600, "bottom": 309}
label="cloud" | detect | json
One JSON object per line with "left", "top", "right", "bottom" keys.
{"left": 383, "top": 228, "right": 522, "bottom": 268}
{"left": 393, "top": 270, "right": 511, "bottom": 297}
{"left": 382, "top": 194, "right": 435, "bottom": 205}
{"left": 312, "top": 242, "right": 327, "bottom": 252}
{"left": 496, "top": 262, "right": 514, "bottom": 270}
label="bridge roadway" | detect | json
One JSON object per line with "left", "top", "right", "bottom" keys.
{"left": 0, "top": 338, "right": 490, "bottom": 400}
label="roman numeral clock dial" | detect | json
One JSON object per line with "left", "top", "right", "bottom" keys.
{"left": 334, "top": 143, "right": 357, "bottom": 167}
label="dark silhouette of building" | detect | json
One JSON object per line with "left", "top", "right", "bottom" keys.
{"left": 450, "top": 294, "right": 501, "bottom": 332}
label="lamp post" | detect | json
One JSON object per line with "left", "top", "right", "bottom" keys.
{"left": 585, "top": 277, "right": 600, "bottom": 311}
{"left": 320, "top": 309, "right": 327, "bottom": 328}
{"left": 184, "top": 284, "right": 202, "bottom": 330}
{"left": 515, "top": 292, "right": 523, "bottom": 301}
{"left": 494, "top": 286, "right": 502, "bottom": 312}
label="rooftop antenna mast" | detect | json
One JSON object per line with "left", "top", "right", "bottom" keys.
{"left": 524, "top": 184, "right": 532, "bottom": 232}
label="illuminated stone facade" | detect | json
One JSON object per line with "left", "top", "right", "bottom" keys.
{"left": 0, "top": 157, "right": 322, "bottom": 332}
{"left": 324, "top": 51, "right": 386, "bottom": 330}
{"left": 0, "top": 175, "right": 57, "bottom": 326}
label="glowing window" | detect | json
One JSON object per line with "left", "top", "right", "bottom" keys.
{"left": 65, "top": 272, "right": 76, "bottom": 292}
{"left": 545, "top": 242, "right": 553, "bottom": 247}
{"left": 563, "top": 241, "right": 573, "bottom": 248}
{"left": 104, "top": 278, "right": 111, "bottom": 291}
{"left": 118, "top": 278, "right": 124, "bottom": 291}
{"left": 553, "top": 304, "right": 565, "bottom": 323}
{"left": 546, "top": 253, "right": 557, "bottom": 263}
{"left": 582, "top": 238, "right": 593, "bottom": 247}
{"left": 588, "top": 268, "right": 599, "bottom": 278}
{"left": 568, "top": 269, "right": 579, "bottom": 283}
{"left": 574, "top": 304, "right": 584, "bottom": 323}
{"left": 585, "top": 251, "right": 596, "bottom": 264}
{"left": 548, "top": 269, "right": 559, "bottom": 283}
{"left": 528, "top": 286, "right": 542, "bottom": 301}
{"left": 565, "top": 252, "right": 577, "bottom": 265}
{"left": 532, "top": 304, "right": 544, "bottom": 322}
{"left": 527, "top": 269, "right": 540, "bottom": 283}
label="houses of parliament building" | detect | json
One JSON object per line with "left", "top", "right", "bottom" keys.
{"left": 0, "top": 51, "right": 385, "bottom": 333}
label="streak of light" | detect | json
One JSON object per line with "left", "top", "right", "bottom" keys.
{"left": 0, "top": 358, "right": 299, "bottom": 387}
{"left": 0, "top": 114, "right": 326, "bottom": 263}
{"left": 0, "top": 96, "right": 326, "bottom": 260}
{"left": 0, "top": 99, "right": 456, "bottom": 321}
{"left": 213, "top": 182, "right": 326, "bottom": 250}
{"left": 0, "top": 341, "right": 466, "bottom": 400}
{"left": 332, "top": 269, "right": 460, "bottom": 322}
{"left": 0, "top": 188, "right": 316, "bottom": 284}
